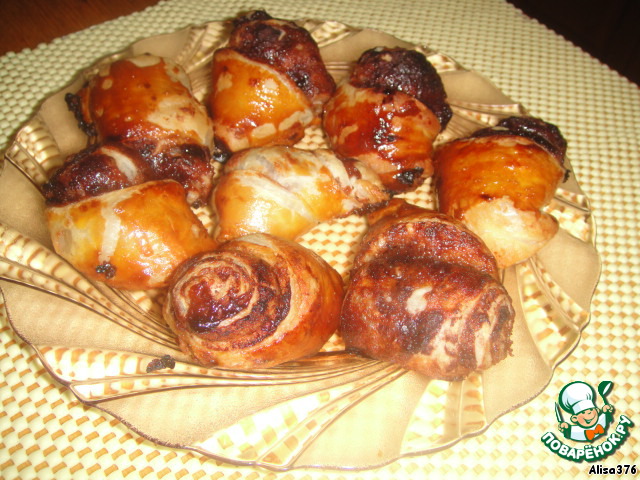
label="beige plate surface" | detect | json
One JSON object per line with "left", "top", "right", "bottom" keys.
{"left": 0, "top": 19, "right": 601, "bottom": 471}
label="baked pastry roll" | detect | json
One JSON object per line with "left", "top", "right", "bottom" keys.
{"left": 433, "top": 116, "right": 568, "bottom": 268}
{"left": 163, "top": 233, "right": 344, "bottom": 369}
{"left": 209, "top": 10, "right": 336, "bottom": 154}
{"left": 323, "top": 47, "right": 452, "bottom": 193}
{"left": 340, "top": 200, "right": 514, "bottom": 381}
{"left": 46, "top": 180, "right": 216, "bottom": 290}
{"left": 69, "top": 54, "right": 214, "bottom": 206}
{"left": 211, "top": 146, "right": 389, "bottom": 242}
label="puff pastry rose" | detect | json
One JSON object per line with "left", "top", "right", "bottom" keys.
{"left": 68, "top": 54, "right": 215, "bottom": 206}
{"left": 211, "top": 145, "right": 389, "bottom": 242}
{"left": 433, "top": 116, "right": 568, "bottom": 268}
{"left": 163, "top": 233, "right": 344, "bottom": 368}
{"left": 209, "top": 10, "right": 336, "bottom": 154}
{"left": 46, "top": 180, "right": 216, "bottom": 290}
{"left": 323, "top": 47, "right": 452, "bottom": 193}
{"left": 340, "top": 200, "right": 514, "bottom": 381}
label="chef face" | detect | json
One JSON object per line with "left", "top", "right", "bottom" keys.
{"left": 571, "top": 407, "right": 599, "bottom": 428}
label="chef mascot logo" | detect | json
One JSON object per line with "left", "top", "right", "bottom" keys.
{"left": 540, "top": 380, "right": 634, "bottom": 462}
{"left": 558, "top": 381, "right": 613, "bottom": 442}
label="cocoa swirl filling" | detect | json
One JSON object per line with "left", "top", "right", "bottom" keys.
{"left": 172, "top": 254, "right": 291, "bottom": 349}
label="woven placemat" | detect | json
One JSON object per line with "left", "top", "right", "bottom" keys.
{"left": 1, "top": 0, "right": 638, "bottom": 478}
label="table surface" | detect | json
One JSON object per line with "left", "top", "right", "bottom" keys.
{"left": 0, "top": 0, "right": 161, "bottom": 56}
{"left": 1, "top": 0, "right": 638, "bottom": 478}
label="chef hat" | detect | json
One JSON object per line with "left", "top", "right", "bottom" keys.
{"left": 559, "top": 381, "right": 596, "bottom": 415}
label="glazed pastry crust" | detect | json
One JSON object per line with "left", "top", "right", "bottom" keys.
{"left": 356, "top": 200, "right": 500, "bottom": 279}
{"left": 209, "top": 11, "right": 335, "bottom": 153}
{"left": 46, "top": 180, "right": 216, "bottom": 290}
{"left": 42, "top": 143, "right": 153, "bottom": 206}
{"left": 434, "top": 133, "right": 566, "bottom": 268}
{"left": 211, "top": 146, "right": 389, "bottom": 242}
{"left": 72, "top": 54, "right": 214, "bottom": 206}
{"left": 163, "top": 233, "right": 344, "bottom": 368}
{"left": 323, "top": 47, "right": 450, "bottom": 194}
{"left": 342, "top": 258, "right": 514, "bottom": 380}
{"left": 323, "top": 82, "right": 441, "bottom": 193}
{"left": 227, "top": 10, "right": 336, "bottom": 112}
{"left": 210, "top": 48, "right": 314, "bottom": 152}
{"left": 349, "top": 47, "right": 452, "bottom": 129}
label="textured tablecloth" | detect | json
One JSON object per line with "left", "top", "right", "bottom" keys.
{"left": 1, "top": 0, "right": 638, "bottom": 478}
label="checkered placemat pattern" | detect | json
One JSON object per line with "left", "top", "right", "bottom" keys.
{"left": 1, "top": 0, "right": 638, "bottom": 478}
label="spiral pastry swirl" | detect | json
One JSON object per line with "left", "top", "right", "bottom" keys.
{"left": 164, "top": 233, "right": 344, "bottom": 368}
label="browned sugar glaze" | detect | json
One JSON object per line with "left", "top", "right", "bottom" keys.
{"left": 351, "top": 47, "right": 452, "bottom": 130}
{"left": 322, "top": 47, "right": 450, "bottom": 194}
{"left": 229, "top": 10, "right": 336, "bottom": 107}
{"left": 471, "top": 115, "right": 568, "bottom": 165}
{"left": 43, "top": 143, "right": 151, "bottom": 206}
{"left": 63, "top": 56, "right": 214, "bottom": 206}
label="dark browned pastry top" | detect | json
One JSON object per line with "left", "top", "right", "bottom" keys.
{"left": 228, "top": 10, "right": 336, "bottom": 104}
{"left": 471, "top": 116, "right": 567, "bottom": 165}
{"left": 42, "top": 144, "right": 151, "bottom": 206}
{"left": 350, "top": 47, "right": 452, "bottom": 130}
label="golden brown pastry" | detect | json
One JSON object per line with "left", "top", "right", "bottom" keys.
{"left": 163, "top": 233, "right": 344, "bottom": 369}
{"left": 208, "top": 10, "right": 336, "bottom": 154}
{"left": 46, "top": 180, "right": 216, "bottom": 290}
{"left": 433, "top": 116, "right": 568, "bottom": 268}
{"left": 340, "top": 200, "right": 514, "bottom": 381}
{"left": 211, "top": 145, "right": 389, "bottom": 242}
{"left": 68, "top": 54, "right": 214, "bottom": 206}
{"left": 323, "top": 47, "right": 452, "bottom": 194}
